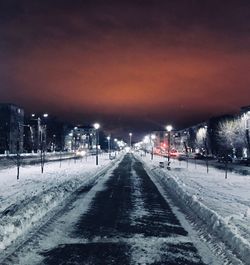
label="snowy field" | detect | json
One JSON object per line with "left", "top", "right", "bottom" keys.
{"left": 0, "top": 153, "right": 118, "bottom": 252}
{"left": 138, "top": 153, "right": 250, "bottom": 264}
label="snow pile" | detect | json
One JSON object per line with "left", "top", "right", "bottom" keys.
{"left": 138, "top": 154, "right": 250, "bottom": 264}
{"left": 0, "top": 154, "right": 120, "bottom": 251}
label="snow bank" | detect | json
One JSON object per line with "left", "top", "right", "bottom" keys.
{"left": 0, "top": 153, "right": 123, "bottom": 251}
{"left": 138, "top": 154, "right": 250, "bottom": 264}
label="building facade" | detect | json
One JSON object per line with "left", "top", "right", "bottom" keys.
{"left": 0, "top": 104, "right": 24, "bottom": 154}
{"left": 64, "top": 126, "right": 96, "bottom": 152}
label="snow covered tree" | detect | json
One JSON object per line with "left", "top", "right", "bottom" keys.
{"left": 217, "top": 118, "right": 247, "bottom": 156}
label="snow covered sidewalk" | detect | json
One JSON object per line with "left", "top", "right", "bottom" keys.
{"left": 138, "top": 154, "right": 250, "bottom": 264}
{"left": 0, "top": 154, "right": 120, "bottom": 251}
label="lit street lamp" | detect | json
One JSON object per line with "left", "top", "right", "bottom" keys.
{"left": 107, "top": 135, "right": 111, "bottom": 159}
{"left": 129, "top": 132, "right": 132, "bottom": 148}
{"left": 31, "top": 113, "right": 48, "bottom": 173}
{"left": 114, "top": 138, "right": 118, "bottom": 156}
{"left": 166, "top": 125, "right": 173, "bottom": 168}
{"left": 31, "top": 113, "right": 48, "bottom": 152}
{"left": 93, "top": 123, "right": 100, "bottom": 165}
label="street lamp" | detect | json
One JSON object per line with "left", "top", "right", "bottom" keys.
{"left": 31, "top": 113, "right": 48, "bottom": 173}
{"left": 114, "top": 138, "right": 118, "bottom": 156}
{"left": 52, "top": 134, "right": 56, "bottom": 152}
{"left": 129, "top": 132, "right": 132, "bottom": 148}
{"left": 150, "top": 133, "right": 156, "bottom": 160}
{"left": 166, "top": 125, "right": 173, "bottom": 168}
{"left": 107, "top": 136, "right": 111, "bottom": 159}
{"left": 31, "top": 113, "right": 48, "bottom": 152}
{"left": 93, "top": 123, "right": 100, "bottom": 165}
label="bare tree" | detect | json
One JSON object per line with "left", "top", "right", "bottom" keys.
{"left": 217, "top": 119, "right": 247, "bottom": 155}
{"left": 7, "top": 123, "right": 22, "bottom": 180}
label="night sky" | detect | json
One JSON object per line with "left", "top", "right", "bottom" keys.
{"left": 1, "top": 0, "right": 250, "bottom": 139}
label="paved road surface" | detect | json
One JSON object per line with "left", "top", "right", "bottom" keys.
{"left": 3, "top": 154, "right": 210, "bottom": 265}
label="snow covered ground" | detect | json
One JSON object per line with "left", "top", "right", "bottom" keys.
{"left": 138, "top": 153, "right": 250, "bottom": 264}
{"left": 1, "top": 151, "right": 250, "bottom": 264}
{"left": 0, "top": 153, "right": 119, "bottom": 252}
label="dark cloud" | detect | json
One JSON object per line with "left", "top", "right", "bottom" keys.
{"left": 0, "top": 0, "right": 250, "bottom": 139}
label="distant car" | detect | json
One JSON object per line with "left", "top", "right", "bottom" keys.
{"left": 194, "top": 153, "right": 206, "bottom": 160}
{"left": 217, "top": 155, "right": 233, "bottom": 163}
{"left": 178, "top": 154, "right": 187, "bottom": 161}
{"left": 170, "top": 149, "right": 179, "bottom": 158}
{"left": 239, "top": 157, "right": 250, "bottom": 166}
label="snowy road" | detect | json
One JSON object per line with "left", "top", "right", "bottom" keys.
{"left": 2, "top": 154, "right": 225, "bottom": 264}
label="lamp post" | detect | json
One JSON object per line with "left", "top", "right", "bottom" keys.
{"left": 52, "top": 134, "right": 56, "bottom": 152}
{"left": 202, "top": 125, "right": 209, "bottom": 174}
{"left": 129, "top": 132, "right": 132, "bottom": 148}
{"left": 107, "top": 135, "right": 111, "bottom": 159}
{"left": 150, "top": 133, "right": 156, "bottom": 160}
{"left": 31, "top": 113, "right": 48, "bottom": 152}
{"left": 73, "top": 127, "right": 79, "bottom": 163}
{"left": 114, "top": 138, "right": 118, "bottom": 156}
{"left": 166, "top": 125, "right": 173, "bottom": 168}
{"left": 93, "top": 123, "right": 100, "bottom": 165}
{"left": 31, "top": 113, "right": 48, "bottom": 173}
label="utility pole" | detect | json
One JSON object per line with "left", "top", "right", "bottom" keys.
{"left": 150, "top": 133, "right": 156, "bottom": 160}
{"left": 129, "top": 132, "right": 132, "bottom": 149}
{"left": 107, "top": 136, "right": 111, "bottom": 159}
{"left": 94, "top": 123, "right": 100, "bottom": 165}
{"left": 166, "top": 125, "right": 173, "bottom": 169}
{"left": 32, "top": 113, "right": 48, "bottom": 173}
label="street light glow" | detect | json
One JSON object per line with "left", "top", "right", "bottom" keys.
{"left": 43, "top": 113, "right": 48, "bottom": 118}
{"left": 93, "top": 123, "right": 100, "bottom": 130}
{"left": 93, "top": 122, "right": 100, "bottom": 165}
{"left": 129, "top": 132, "right": 132, "bottom": 148}
{"left": 166, "top": 125, "right": 173, "bottom": 132}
